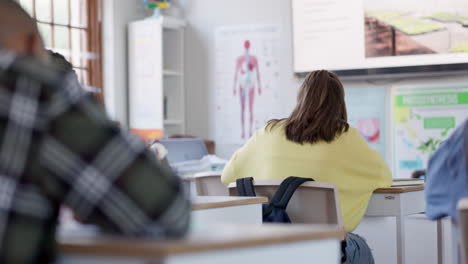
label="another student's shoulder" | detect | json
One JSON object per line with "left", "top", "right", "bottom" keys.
{"left": 462, "top": 119, "right": 468, "bottom": 135}
{"left": 444, "top": 119, "right": 468, "bottom": 148}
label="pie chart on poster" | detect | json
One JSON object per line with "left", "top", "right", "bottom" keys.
{"left": 358, "top": 118, "right": 380, "bottom": 143}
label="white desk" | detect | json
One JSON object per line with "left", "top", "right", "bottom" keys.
{"left": 58, "top": 196, "right": 267, "bottom": 239}
{"left": 58, "top": 224, "right": 345, "bottom": 264}
{"left": 354, "top": 186, "right": 425, "bottom": 264}
{"left": 192, "top": 196, "right": 267, "bottom": 228}
{"left": 404, "top": 214, "right": 454, "bottom": 264}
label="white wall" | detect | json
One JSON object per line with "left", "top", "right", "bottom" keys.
{"left": 102, "top": 0, "right": 148, "bottom": 126}
{"left": 181, "top": 0, "right": 468, "bottom": 158}
{"left": 100, "top": 0, "right": 468, "bottom": 157}
{"left": 182, "top": 0, "right": 303, "bottom": 158}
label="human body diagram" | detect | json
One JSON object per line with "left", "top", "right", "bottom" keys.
{"left": 233, "top": 40, "right": 262, "bottom": 139}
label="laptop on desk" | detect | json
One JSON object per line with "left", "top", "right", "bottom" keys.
{"left": 159, "top": 138, "right": 209, "bottom": 165}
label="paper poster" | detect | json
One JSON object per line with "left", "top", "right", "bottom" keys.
{"left": 214, "top": 25, "right": 281, "bottom": 144}
{"left": 345, "top": 86, "right": 387, "bottom": 159}
{"left": 392, "top": 85, "right": 468, "bottom": 178}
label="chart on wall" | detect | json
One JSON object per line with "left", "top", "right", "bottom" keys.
{"left": 392, "top": 85, "right": 468, "bottom": 178}
{"left": 214, "top": 25, "right": 281, "bottom": 144}
{"left": 345, "top": 86, "right": 387, "bottom": 160}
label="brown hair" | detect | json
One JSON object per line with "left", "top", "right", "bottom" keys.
{"left": 268, "top": 70, "right": 349, "bottom": 144}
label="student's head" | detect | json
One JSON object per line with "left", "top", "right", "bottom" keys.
{"left": 268, "top": 70, "right": 349, "bottom": 144}
{"left": 0, "top": 0, "right": 45, "bottom": 58}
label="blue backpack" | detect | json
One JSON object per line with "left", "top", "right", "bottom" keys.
{"left": 236, "top": 176, "right": 314, "bottom": 223}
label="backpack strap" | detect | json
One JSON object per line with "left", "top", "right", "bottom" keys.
{"left": 236, "top": 177, "right": 257, "bottom": 197}
{"left": 269, "top": 176, "right": 315, "bottom": 209}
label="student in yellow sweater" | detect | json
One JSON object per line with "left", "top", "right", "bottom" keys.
{"left": 222, "top": 70, "right": 391, "bottom": 264}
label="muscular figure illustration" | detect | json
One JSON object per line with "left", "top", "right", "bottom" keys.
{"left": 233, "top": 40, "right": 262, "bottom": 139}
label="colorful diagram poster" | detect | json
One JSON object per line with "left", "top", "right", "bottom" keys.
{"left": 345, "top": 86, "right": 387, "bottom": 160}
{"left": 392, "top": 85, "right": 468, "bottom": 178}
{"left": 214, "top": 25, "right": 281, "bottom": 144}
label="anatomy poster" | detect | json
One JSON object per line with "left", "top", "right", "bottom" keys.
{"left": 345, "top": 86, "right": 387, "bottom": 160}
{"left": 392, "top": 85, "right": 468, "bottom": 178}
{"left": 215, "top": 25, "right": 281, "bottom": 144}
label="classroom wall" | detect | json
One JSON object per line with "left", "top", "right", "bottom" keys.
{"left": 102, "top": 0, "right": 148, "bottom": 126}
{"left": 101, "top": 1, "right": 468, "bottom": 158}
{"left": 181, "top": 0, "right": 468, "bottom": 159}
{"left": 181, "top": 0, "right": 302, "bottom": 158}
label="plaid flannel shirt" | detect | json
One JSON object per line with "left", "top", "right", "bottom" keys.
{"left": 0, "top": 50, "right": 190, "bottom": 263}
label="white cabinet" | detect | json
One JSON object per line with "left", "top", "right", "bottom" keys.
{"left": 128, "top": 16, "right": 186, "bottom": 140}
{"left": 162, "top": 17, "right": 186, "bottom": 136}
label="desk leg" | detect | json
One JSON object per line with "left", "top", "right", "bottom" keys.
{"left": 452, "top": 222, "right": 460, "bottom": 264}
{"left": 437, "top": 217, "right": 454, "bottom": 264}
{"left": 397, "top": 215, "right": 406, "bottom": 264}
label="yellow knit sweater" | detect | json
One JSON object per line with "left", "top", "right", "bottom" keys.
{"left": 221, "top": 124, "right": 392, "bottom": 231}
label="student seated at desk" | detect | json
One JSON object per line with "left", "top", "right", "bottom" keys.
{"left": 222, "top": 70, "right": 392, "bottom": 264}
{"left": 426, "top": 119, "right": 467, "bottom": 227}
{"left": 0, "top": 2, "right": 190, "bottom": 263}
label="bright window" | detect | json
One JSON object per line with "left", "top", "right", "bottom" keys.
{"left": 18, "top": 0, "right": 103, "bottom": 100}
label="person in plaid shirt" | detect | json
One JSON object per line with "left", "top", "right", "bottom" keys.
{"left": 0, "top": 1, "right": 190, "bottom": 263}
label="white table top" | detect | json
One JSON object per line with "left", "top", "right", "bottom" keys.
{"left": 59, "top": 224, "right": 345, "bottom": 258}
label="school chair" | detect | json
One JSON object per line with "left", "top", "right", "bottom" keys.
{"left": 189, "top": 172, "right": 228, "bottom": 196}
{"left": 228, "top": 179, "right": 343, "bottom": 227}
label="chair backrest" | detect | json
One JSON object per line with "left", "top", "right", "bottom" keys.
{"left": 191, "top": 172, "right": 228, "bottom": 196}
{"left": 228, "top": 179, "right": 343, "bottom": 227}
{"left": 458, "top": 198, "right": 468, "bottom": 264}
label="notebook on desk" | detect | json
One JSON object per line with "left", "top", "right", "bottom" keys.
{"left": 391, "top": 179, "right": 425, "bottom": 187}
